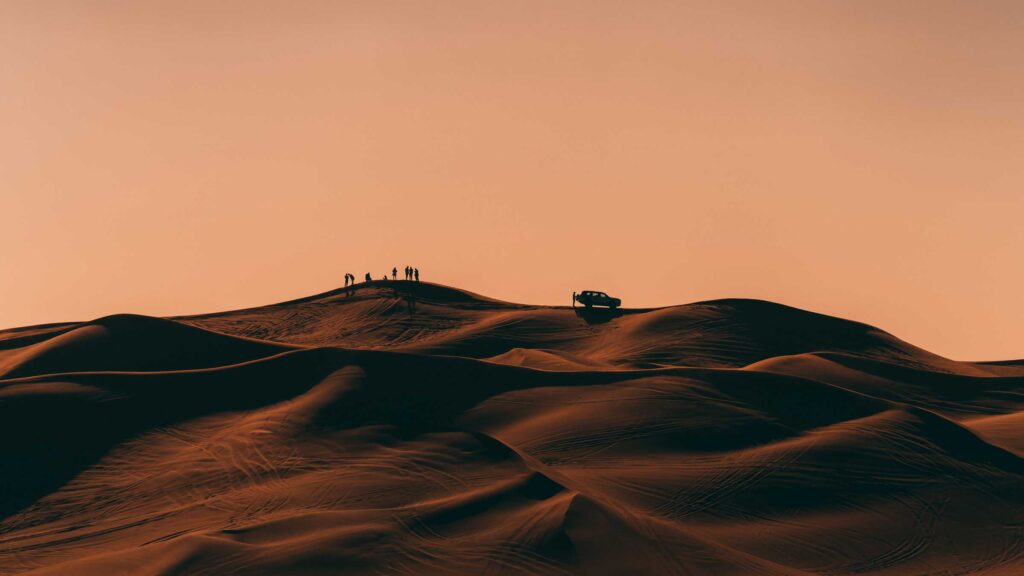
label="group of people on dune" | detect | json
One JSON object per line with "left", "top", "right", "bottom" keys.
{"left": 342, "top": 266, "right": 419, "bottom": 287}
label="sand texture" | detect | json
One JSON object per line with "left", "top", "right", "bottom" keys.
{"left": 1, "top": 282, "right": 1022, "bottom": 575}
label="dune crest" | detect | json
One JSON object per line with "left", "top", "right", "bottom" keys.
{"left": 0, "top": 282, "right": 1021, "bottom": 575}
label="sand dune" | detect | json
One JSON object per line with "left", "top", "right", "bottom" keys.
{"left": 0, "top": 281, "right": 1021, "bottom": 574}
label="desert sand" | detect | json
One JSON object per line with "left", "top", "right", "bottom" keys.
{"left": 1, "top": 281, "right": 1022, "bottom": 575}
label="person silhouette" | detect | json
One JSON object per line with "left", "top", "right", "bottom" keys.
{"left": 365, "top": 272, "right": 371, "bottom": 283}
{"left": 392, "top": 267, "right": 397, "bottom": 281}
{"left": 414, "top": 268, "right": 419, "bottom": 282}
{"left": 406, "top": 266, "right": 411, "bottom": 280}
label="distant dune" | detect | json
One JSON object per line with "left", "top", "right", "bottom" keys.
{"left": 1, "top": 282, "right": 1022, "bottom": 575}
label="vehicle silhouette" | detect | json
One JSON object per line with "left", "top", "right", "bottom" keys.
{"left": 574, "top": 290, "right": 621, "bottom": 309}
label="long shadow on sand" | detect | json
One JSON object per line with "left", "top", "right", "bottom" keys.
{"left": 573, "top": 307, "right": 625, "bottom": 325}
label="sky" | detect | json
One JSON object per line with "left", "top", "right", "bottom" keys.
{"left": 1, "top": 1, "right": 1021, "bottom": 360}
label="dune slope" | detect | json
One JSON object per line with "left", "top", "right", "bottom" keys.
{"left": 0, "top": 281, "right": 1021, "bottom": 575}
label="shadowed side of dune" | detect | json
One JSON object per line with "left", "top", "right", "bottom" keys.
{"left": 0, "top": 348, "right": 350, "bottom": 520}
{"left": 748, "top": 352, "right": 1024, "bottom": 417}
{"left": 3, "top": 356, "right": 817, "bottom": 576}
{"left": 10, "top": 352, "right": 1019, "bottom": 575}
{"left": 1, "top": 285, "right": 1022, "bottom": 575}
{"left": 0, "top": 349, "right": 664, "bottom": 526}
{"left": 0, "top": 314, "right": 292, "bottom": 379}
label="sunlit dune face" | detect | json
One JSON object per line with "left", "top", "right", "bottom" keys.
{"left": 2, "top": 284, "right": 1023, "bottom": 573}
{"left": 1, "top": 1, "right": 1022, "bottom": 359}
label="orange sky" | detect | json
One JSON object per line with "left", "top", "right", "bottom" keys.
{"left": 2, "top": 1, "right": 1022, "bottom": 360}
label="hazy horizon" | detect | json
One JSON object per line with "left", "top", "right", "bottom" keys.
{"left": 3, "top": 1, "right": 1022, "bottom": 360}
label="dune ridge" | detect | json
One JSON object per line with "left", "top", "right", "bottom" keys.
{"left": 0, "top": 281, "right": 1021, "bottom": 575}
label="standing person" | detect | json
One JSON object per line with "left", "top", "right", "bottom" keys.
{"left": 414, "top": 268, "right": 419, "bottom": 282}
{"left": 365, "top": 272, "right": 371, "bottom": 283}
{"left": 392, "top": 267, "right": 397, "bottom": 281}
{"left": 344, "top": 274, "right": 349, "bottom": 287}
{"left": 406, "top": 266, "right": 411, "bottom": 280}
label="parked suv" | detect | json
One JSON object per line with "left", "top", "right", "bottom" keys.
{"left": 574, "top": 290, "right": 621, "bottom": 309}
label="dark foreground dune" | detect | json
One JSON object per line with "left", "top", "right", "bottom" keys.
{"left": 1, "top": 282, "right": 1022, "bottom": 575}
